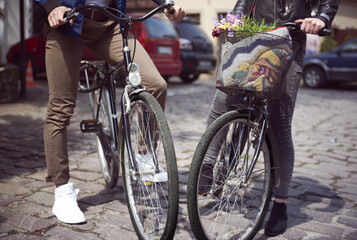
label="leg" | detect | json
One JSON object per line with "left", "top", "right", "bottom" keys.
{"left": 265, "top": 39, "right": 305, "bottom": 236}
{"left": 43, "top": 24, "right": 86, "bottom": 224}
{"left": 44, "top": 24, "right": 83, "bottom": 186}
{"left": 199, "top": 90, "right": 242, "bottom": 191}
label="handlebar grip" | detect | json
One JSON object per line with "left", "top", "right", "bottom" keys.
{"left": 317, "top": 28, "right": 331, "bottom": 37}
{"left": 63, "top": 9, "right": 78, "bottom": 22}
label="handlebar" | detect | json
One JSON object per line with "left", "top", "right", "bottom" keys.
{"left": 63, "top": 0, "right": 175, "bottom": 23}
{"left": 281, "top": 22, "right": 331, "bottom": 37}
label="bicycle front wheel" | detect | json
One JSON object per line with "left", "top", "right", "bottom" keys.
{"left": 92, "top": 87, "right": 119, "bottom": 189}
{"left": 187, "top": 111, "right": 273, "bottom": 240}
{"left": 121, "top": 91, "right": 178, "bottom": 240}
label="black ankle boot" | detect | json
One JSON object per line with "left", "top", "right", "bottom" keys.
{"left": 264, "top": 201, "right": 288, "bottom": 236}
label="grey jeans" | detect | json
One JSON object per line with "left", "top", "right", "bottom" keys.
{"left": 206, "top": 35, "right": 305, "bottom": 199}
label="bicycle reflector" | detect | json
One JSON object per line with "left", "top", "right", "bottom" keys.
{"left": 128, "top": 63, "right": 141, "bottom": 86}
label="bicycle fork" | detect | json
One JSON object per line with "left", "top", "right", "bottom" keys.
{"left": 121, "top": 89, "right": 160, "bottom": 176}
{"left": 243, "top": 104, "right": 269, "bottom": 184}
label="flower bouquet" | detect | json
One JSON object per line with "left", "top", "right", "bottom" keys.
{"left": 214, "top": 11, "right": 294, "bottom": 98}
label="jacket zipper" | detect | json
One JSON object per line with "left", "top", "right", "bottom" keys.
{"left": 252, "top": 0, "right": 257, "bottom": 18}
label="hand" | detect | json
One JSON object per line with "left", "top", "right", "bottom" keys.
{"left": 294, "top": 18, "right": 326, "bottom": 34}
{"left": 48, "top": 6, "right": 73, "bottom": 28}
{"left": 164, "top": 6, "right": 185, "bottom": 23}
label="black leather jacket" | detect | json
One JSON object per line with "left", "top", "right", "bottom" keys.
{"left": 232, "top": 0, "right": 339, "bottom": 30}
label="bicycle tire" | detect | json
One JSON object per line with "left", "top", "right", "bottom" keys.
{"left": 187, "top": 110, "right": 274, "bottom": 240}
{"left": 92, "top": 87, "right": 119, "bottom": 188}
{"left": 120, "top": 91, "right": 178, "bottom": 240}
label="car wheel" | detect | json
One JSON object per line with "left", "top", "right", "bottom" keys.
{"left": 303, "top": 66, "right": 325, "bottom": 88}
{"left": 179, "top": 72, "right": 200, "bottom": 83}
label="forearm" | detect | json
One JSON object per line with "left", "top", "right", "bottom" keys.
{"left": 33, "top": 0, "right": 61, "bottom": 15}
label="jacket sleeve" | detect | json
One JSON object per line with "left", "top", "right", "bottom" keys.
{"left": 153, "top": 0, "right": 162, "bottom": 5}
{"left": 33, "top": 0, "right": 61, "bottom": 15}
{"left": 314, "top": 0, "right": 340, "bottom": 29}
{"left": 232, "top": 0, "right": 255, "bottom": 16}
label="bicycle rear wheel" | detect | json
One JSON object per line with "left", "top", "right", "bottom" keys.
{"left": 187, "top": 111, "right": 273, "bottom": 240}
{"left": 121, "top": 91, "right": 178, "bottom": 240}
{"left": 92, "top": 87, "right": 119, "bottom": 188}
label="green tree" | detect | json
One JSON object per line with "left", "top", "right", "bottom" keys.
{"left": 319, "top": 36, "right": 338, "bottom": 52}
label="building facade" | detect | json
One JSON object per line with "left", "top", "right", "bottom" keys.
{"left": 0, "top": 0, "right": 356, "bottom": 63}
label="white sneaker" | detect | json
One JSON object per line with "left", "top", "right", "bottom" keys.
{"left": 136, "top": 153, "right": 168, "bottom": 182}
{"left": 52, "top": 182, "right": 86, "bottom": 224}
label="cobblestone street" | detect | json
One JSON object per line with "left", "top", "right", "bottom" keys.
{"left": 0, "top": 76, "right": 356, "bottom": 239}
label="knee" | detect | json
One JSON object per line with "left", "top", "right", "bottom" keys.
{"left": 150, "top": 77, "right": 167, "bottom": 97}
{"left": 46, "top": 98, "right": 76, "bottom": 127}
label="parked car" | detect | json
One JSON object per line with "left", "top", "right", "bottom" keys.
{"left": 6, "top": 14, "right": 182, "bottom": 80}
{"left": 128, "top": 13, "right": 182, "bottom": 79}
{"left": 173, "top": 18, "right": 217, "bottom": 83}
{"left": 303, "top": 38, "right": 357, "bottom": 88}
{"left": 6, "top": 33, "right": 99, "bottom": 79}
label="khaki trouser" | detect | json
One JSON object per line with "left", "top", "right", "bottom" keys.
{"left": 44, "top": 18, "right": 167, "bottom": 185}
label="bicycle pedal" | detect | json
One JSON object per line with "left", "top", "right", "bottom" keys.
{"left": 80, "top": 119, "right": 100, "bottom": 133}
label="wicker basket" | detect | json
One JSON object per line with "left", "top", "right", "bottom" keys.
{"left": 216, "top": 27, "right": 294, "bottom": 99}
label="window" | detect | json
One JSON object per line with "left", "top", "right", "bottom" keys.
{"left": 342, "top": 40, "right": 357, "bottom": 54}
{"left": 145, "top": 17, "right": 177, "bottom": 39}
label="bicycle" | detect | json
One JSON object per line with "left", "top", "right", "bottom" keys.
{"left": 186, "top": 23, "right": 330, "bottom": 239}
{"left": 66, "top": 1, "right": 179, "bottom": 239}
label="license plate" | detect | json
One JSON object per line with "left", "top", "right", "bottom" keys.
{"left": 199, "top": 61, "right": 212, "bottom": 67}
{"left": 158, "top": 46, "right": 173, "bottom": 54}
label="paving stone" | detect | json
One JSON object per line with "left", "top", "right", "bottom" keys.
{"left": 70, "top": 170, "right": 103, "bottom": 182}
{"left": 283, "top": 227, "right": 308, "bottom": 240}
{"left": 1, "top": 234, "right": 46, "bottom": 240}
{"left": 0, "top": 182, "right": 32, "bottom": 196}
{"left": 346, "top": 209, "right": 357, "bottom": 218}
{"left": 11, "top": 202, "right": 52, "bottom": 219}
{"left": 92, "top": 212, "right": 133, "bottom": 230}
{"left": 2, "top": 212, "right": 56, "bottom": 232}
{"left": 103, "top": 200, "right": 128, "bottom": 214}
{"left": 345, "top": 230, "right": 357, "bottom": 240}
{"left": 337, "top": 216, "right": 357, "bottom": 228}
{"left": 24, "top": 191, "right": 54, "bottom": 207}
{"left": 295, "top": 221, "right": 344, "bottom": 239}
{"left": 79, "top": 192, "right": 114, "bottom": 206}
{"left": 0, "top": 193, "right": 19, "bottom": 206}
{"left": 44, "top": 226, "right": 101, "bottom": 240}
{"left": 0, "top": 222, "right": 25, "bottom": 237}
{"left": 93, "top": 226, "right": 137, "bottom": 240}
{"left": 14, "top": 160, "right": 46, "bottom": 169}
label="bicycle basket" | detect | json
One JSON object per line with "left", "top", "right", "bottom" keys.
{"left": 216, "top": 27, "right": 294, "bottom": 99}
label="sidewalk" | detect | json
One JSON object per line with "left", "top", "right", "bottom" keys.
{"left": 0, "top": 78, "right": 356, "bottom": 239}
